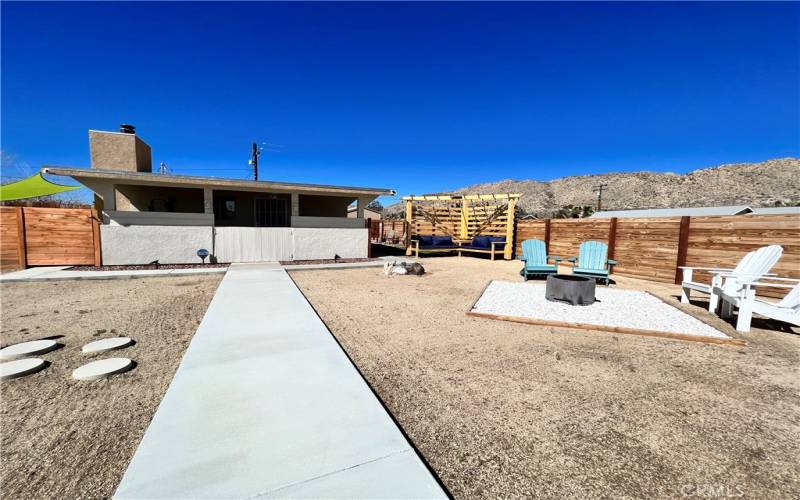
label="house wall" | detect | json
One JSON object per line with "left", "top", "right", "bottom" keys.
{"left": 101, "top": 225, "right": 213, "bottom": 265}
{"left": 347, "top": 208, "right": 381, "bottom": 220}
{"left": 291, "top": 216, "right": 365, "bottom": 228}
{"left": 101, "top": 225, "right": 367, "bottom": 264}
{"left": 292, "top": 228, "right": 368, "bottom": 260}
{"left": 115, "top": 184, "right": 205, "bottom": 212}
{"left": 105, "top": 211, "right": 213, "bottom": 226}
{"left": 298, "top": 195, "right": 353, "bottom": 217}
{"left": 213, "top": 190, "right": 292, "bottom": 227}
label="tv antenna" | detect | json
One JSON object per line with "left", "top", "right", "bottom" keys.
{"left": 593, "top": 183, "right": 608, "bottom": 211}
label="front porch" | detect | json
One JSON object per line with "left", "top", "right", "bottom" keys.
{"left": 108, "top": 184, "right": 374, "bottom": 229}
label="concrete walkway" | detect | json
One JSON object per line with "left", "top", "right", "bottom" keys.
{"left": 114, "top": 263, "right": 446, "bottom": 499}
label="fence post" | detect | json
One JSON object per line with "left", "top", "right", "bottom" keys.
{"left": 91, "top": 209, "right": 102, "bottom": 266}
{"left": 16, "top": 207, "right": 27, "bottom": 269}
{"left": 674, "top": 216, "right": 691, "bottom": 284}
{"left": 544, "top": 219, "right": 551, "bottom": 254}
{"left": 607, "top": 217, "right": 618, "bottom": 273}
{"left": 504, "top": 197, "right": 516, "bottom": 260}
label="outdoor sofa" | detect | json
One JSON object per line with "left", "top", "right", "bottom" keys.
{"left": 457, "top": 235, "right": 506, "bottom": 260}
{"left": 409, "top": 235, "right": 506, "bottom": 260}
{"left": 409, "top": 235, "right": 460, "bottom": 257}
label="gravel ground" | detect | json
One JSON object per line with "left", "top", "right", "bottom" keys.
{"left": 67, "top": 263, "right": 228, "bottom": 271}
{"left": 291, "top": 257, "right": 800, "bottom": 499}
{"left": 473, "top": 281, "right": 729, "bottom": 338}
{"left": 0, "top": 275, "right": 222, "bottom": 499}
{"left": 279, "top": 258, "right": 377, "bottom": 265}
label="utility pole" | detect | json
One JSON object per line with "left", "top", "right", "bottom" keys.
{"left": 593, "top": 183, "right": 608, "bottom": 211}
{"left": 250, "top": 142, "right": 261, "bottom": 181}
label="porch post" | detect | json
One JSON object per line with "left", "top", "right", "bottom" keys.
{"left": 291, "top": 193, "right": 300, "bottom": 218}
{"left": 356, "top": 197, "right": 367, "bottom": 218}
{"left": 203, "top": 188, "right": 213, "bottom": 214}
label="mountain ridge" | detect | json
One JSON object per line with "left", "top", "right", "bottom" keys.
{"left": 385, "top": 158, "right": 800, "bottom": 217}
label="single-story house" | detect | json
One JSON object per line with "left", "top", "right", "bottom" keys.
{"left": 43, "top": 126, "right": 394, "bottom": 264}
{"left": 347, "top": 204, "right": 381, "bottom": 220}
{"left": 591, "top": 205, "right": 800, "bottom": 218}
{"left": 591, "top": 205, "right": 754, "bottom": 218}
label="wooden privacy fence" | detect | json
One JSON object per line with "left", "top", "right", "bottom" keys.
{"left": 515, "top": 214, "right": 800, "bottom": 297}
{"left": 0, "top": 206, "right": 100, "bottom": 271}
{"left": 369, "top": 219, "right": 407, "bottom": 244}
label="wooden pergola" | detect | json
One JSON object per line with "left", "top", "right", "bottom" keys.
{"left": 402, "top": 193, "right": 521, "bottom": 260}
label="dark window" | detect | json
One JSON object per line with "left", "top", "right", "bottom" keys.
{"left": 213, "top": 197, "right": 237, "bottom": 220}
{"left": 254, "top": 197, "right": 289, "bottom": 227}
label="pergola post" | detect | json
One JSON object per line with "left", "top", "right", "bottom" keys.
{"left": 404, "top": 198, "right": 413, "bottom": 256}
{"left": 504, "top": 197, "right": 516, "bottom": 260}
{"left": 460, "top": 198, "right": 469, "bottom": 240}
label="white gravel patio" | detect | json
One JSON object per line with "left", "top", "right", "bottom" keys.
{"left": 471, "top": 280, "right": 730, "bottom": 339}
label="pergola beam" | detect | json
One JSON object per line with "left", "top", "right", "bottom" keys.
{"left": 401, "top": 193, "right": 521, "bottom": 201}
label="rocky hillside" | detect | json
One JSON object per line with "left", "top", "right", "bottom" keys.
{"left": 386, "top": 158, "right": 800, "bottom": 217}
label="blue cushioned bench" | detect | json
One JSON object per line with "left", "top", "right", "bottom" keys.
{"left": 409, "top": 235, "right": 459, "bottom": 258}
{"left": 458, "top": 236, "right": 506, "bottom": 261}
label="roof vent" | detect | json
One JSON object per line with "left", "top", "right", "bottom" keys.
{"left": 119, "top": 124, "right": 136, "bottom": 134}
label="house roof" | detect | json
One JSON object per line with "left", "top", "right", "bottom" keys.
{"left": 42, "top": 166, "right": 395, "bottom": 197}
{"left": 749, "top": 206, "right": 800, "bottom": 215}
{"left": 346, "top": 205, "right": 381, "bottom": 213}
{"left": 590, "top": 205, "right": 753, "bottom": 218}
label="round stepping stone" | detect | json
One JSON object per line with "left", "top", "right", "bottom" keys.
{"left": 82, "top": 337, "right": 133, "bottom": 354}
{"left": 0, "top": 358, "right": 47, "bottom": 379}
{"left": 72, "top": 358, "right": 134, "bottom": 381}
{"left": 0, "top": 339, "right": 58, "bottom": 361}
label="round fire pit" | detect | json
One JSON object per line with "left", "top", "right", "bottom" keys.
{"left": 545, "top": 274, "right": 596, "bottom": 306}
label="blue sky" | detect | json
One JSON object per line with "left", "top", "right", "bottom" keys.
{"left": 2, "top": 1, "right": 798, "bottom": 205}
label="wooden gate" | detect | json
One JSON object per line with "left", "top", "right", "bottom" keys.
{"left": 0, "top": 207, "right": 100, "bottom": 271}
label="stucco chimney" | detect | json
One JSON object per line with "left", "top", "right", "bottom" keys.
{"left": 89, "top": 125, "right": 152, "bottom": 172}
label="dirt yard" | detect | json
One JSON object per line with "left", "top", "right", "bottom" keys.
{"left": 0, "top": 275, "right": 222, "bottom": 499}
{"left": 291, "top": 257, "right": 800, "bottom": 499}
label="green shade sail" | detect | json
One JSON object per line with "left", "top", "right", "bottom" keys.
{"left": 0, "top": 173, "right": 81, "bottom": 202}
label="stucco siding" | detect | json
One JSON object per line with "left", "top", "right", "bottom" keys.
{"left": 291, "top": 216, "right": 365, "bottom": 228}
{"left": 101, "top": 225, "right": 367, "bottom": 264}
{"left": 101, "top": 225, "right": 213, "bottom": 265}
{"left": 293, "top": 228, "right": 368, "bottom": 260}
{"left": 105, "top": 211, "right": 213, "bottom": 226}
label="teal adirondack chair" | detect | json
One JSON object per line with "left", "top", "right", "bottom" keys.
{"left": 568, "top": 240, "right": 617, "bottom": 286}
{"left": 518, "top": 239, "right": 561, "bottom": 281}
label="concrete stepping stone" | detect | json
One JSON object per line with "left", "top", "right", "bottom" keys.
{"left": 0, "top": 339, "right": 59, "bottom": 361}
{"left": 1, "top": 358, "right": 47, "bottom": 379}
{"left": 73, "top": 358, "right": 134, "bottom": 381}
{"left": 82, "top": 337, "right": 133, "bottom": 354}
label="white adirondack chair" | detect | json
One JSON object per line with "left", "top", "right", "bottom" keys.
{"left": 679, "top": 245, "right": 783, "bottom": 313}
{"left": 715, "top": 277, "right": 800, "bottom": 332}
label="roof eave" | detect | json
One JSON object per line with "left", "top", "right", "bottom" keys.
{"left": 42, "top": 166, "right": 395, "bottom": 197}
